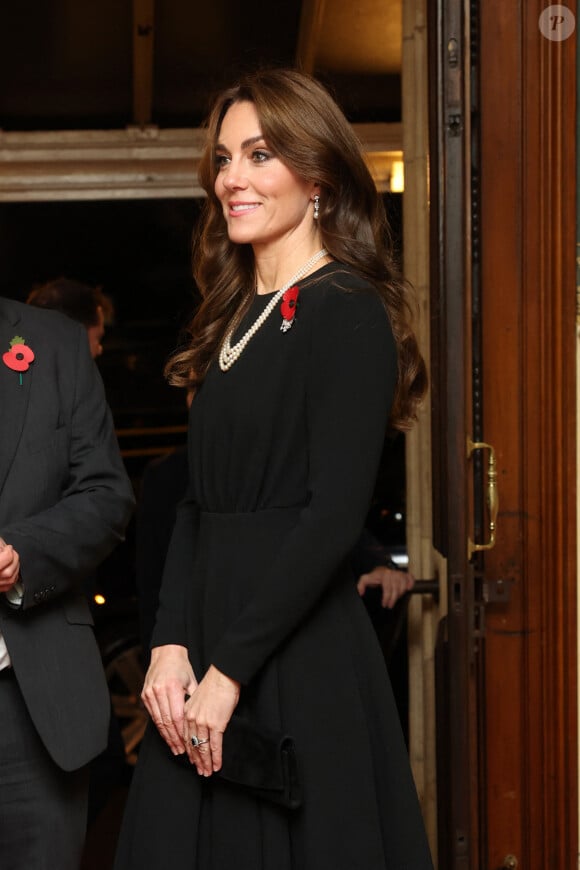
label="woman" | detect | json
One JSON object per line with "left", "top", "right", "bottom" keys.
{"left": 114, "top": 68, "right": 433, "bottom": 869}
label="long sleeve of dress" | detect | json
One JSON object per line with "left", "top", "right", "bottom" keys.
{"left": 136, "top": 449, "right": 189, "bottom": 652}
{"left": 150, "top": 484, "right": 199, "bottom": 650}
{"left": 210, "top": 287, "right": 397, "bottom": 684}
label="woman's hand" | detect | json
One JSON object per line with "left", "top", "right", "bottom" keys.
{"left": 183, "top": 664, "right": 240, "bottom": 776}
{"left": 141, "top": 644, "right": 197, "bottom": 755}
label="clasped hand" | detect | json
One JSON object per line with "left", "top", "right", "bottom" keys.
{"left": 0, "top": 538, "right": 20, "bottom": 593}
{"left": 142, "top": 645, "right": 240, "bottom": 777}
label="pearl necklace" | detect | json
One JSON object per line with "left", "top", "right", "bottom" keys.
{"left": 218, "top": 248, "right": 328, "bottom": 371}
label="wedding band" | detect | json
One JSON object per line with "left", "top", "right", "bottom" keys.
{"left": 191, "top": 735, "right": 209, "bottom": 748}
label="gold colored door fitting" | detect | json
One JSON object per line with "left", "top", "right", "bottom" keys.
{"left": 467, "top": 437, "right": 499, "bottom": 559}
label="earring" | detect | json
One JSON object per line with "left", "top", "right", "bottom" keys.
{"left": 313, "top": 194, "right": 320, "bottom": 221}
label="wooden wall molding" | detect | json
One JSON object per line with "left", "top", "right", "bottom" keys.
{"left": 0, "top": 123, "right": 403, "bottom": 201}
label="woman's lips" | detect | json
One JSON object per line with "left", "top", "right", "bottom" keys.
{"left": 228, "top": 202, "right": 260, "bottom": 215}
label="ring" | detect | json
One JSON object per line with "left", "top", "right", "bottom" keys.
{"left": 191, "top": 735, "right": 209, "bottom": 748}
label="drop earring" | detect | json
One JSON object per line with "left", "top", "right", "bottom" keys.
{"left": 313, "top": 194, "right": 320, "bottom": 221}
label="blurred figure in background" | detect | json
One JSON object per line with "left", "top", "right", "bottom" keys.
{"left": 27, "top": 277, "right": 114, "bottom": 359}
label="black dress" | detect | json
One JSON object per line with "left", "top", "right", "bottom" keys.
{"left": 114, "top": 263, "right": 433, "bottom": 870}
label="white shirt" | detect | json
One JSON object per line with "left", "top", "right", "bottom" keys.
{"left": 0, "top": 634, "right": 10, "bottom": 669}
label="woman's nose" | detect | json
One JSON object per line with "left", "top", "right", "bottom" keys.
{"left": 221, "top": 162, "right": 247, "bottom": 190}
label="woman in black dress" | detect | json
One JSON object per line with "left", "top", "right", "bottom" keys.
{"left": 114, "top": 68, "right": 433, "bottom": 870}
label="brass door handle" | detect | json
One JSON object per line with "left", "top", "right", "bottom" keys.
{"left": 467, "top": 437, "right": 499, "bottom": 559}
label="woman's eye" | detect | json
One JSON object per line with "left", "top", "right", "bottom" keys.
{"left": 215, "top": 153, "right": 230, "bottom": 169}
{"left": 252, "top": 149, "right": 271, "bottom": 163}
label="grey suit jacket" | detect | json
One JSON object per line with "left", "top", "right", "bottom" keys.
{"left": 0, "top": 297, "right": 134, "bottom": 771}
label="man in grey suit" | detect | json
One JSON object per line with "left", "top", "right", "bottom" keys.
{"left": 0, "top": 295, "right": 134, "bottom": 869}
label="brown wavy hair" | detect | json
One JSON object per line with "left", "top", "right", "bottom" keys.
{"left": 165, "top": 67, "right": 427, "bottom": 431}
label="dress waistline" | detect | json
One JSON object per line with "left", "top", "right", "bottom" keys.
{"left": 199, "top": 505, "right": 303, "bottom": 525}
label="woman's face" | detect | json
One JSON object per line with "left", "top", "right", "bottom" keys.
{"left": 214, "top": 100, "right": 318, "bottom": 250}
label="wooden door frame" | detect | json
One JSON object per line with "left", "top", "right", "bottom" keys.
{"left": 430, "top": 0, "right": 578, "bottom": 866}
{"left": 428, "top": 0, "right": 480, "bottom": 865}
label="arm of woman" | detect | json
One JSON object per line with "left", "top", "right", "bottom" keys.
{"left": 150, "top": 484, "right": 198, "bottom": 650}
{"left": 143, "top": 485, "right": 201, "bottom": 754}
{"left": 206, "top": 285, "right": 397, "bottom": 691}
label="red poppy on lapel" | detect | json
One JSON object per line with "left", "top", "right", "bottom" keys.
{"left": 3, "top": 336, "right": 35, "bottom": 383}
{"left": 280, "top": 285, "right": 300, "bottom": 332}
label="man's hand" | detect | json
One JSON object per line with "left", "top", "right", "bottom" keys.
{"left": 357, "top": 566, "right": 414, "bottom": 609}
{"left": 0, "top": 538, "right": 20, "bottom": 593}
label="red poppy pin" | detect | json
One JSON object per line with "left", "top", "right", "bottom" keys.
{"left": 3, "top": 335, "right": 35, "bottom": 385}
{"left": 280, "top": 285, "right": 300, "bottom": 332}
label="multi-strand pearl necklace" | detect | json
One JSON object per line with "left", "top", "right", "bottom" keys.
{"left": 218, "top": 248, "right": 328, "bottom": 372}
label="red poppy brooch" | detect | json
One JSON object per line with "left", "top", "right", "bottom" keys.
{"left": 280, "top": 285, "right": 300, "bottom": 332}
{"left": 3, "top": 335, "right": 35, "bottom": 385}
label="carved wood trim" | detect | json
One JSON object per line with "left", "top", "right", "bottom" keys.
{"left": 0, "top": 123, "right": 403, "bottom": 201}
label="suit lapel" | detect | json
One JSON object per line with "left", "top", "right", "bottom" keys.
{"left": 0, "top": 299, "right": 35, "bottom": 496}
